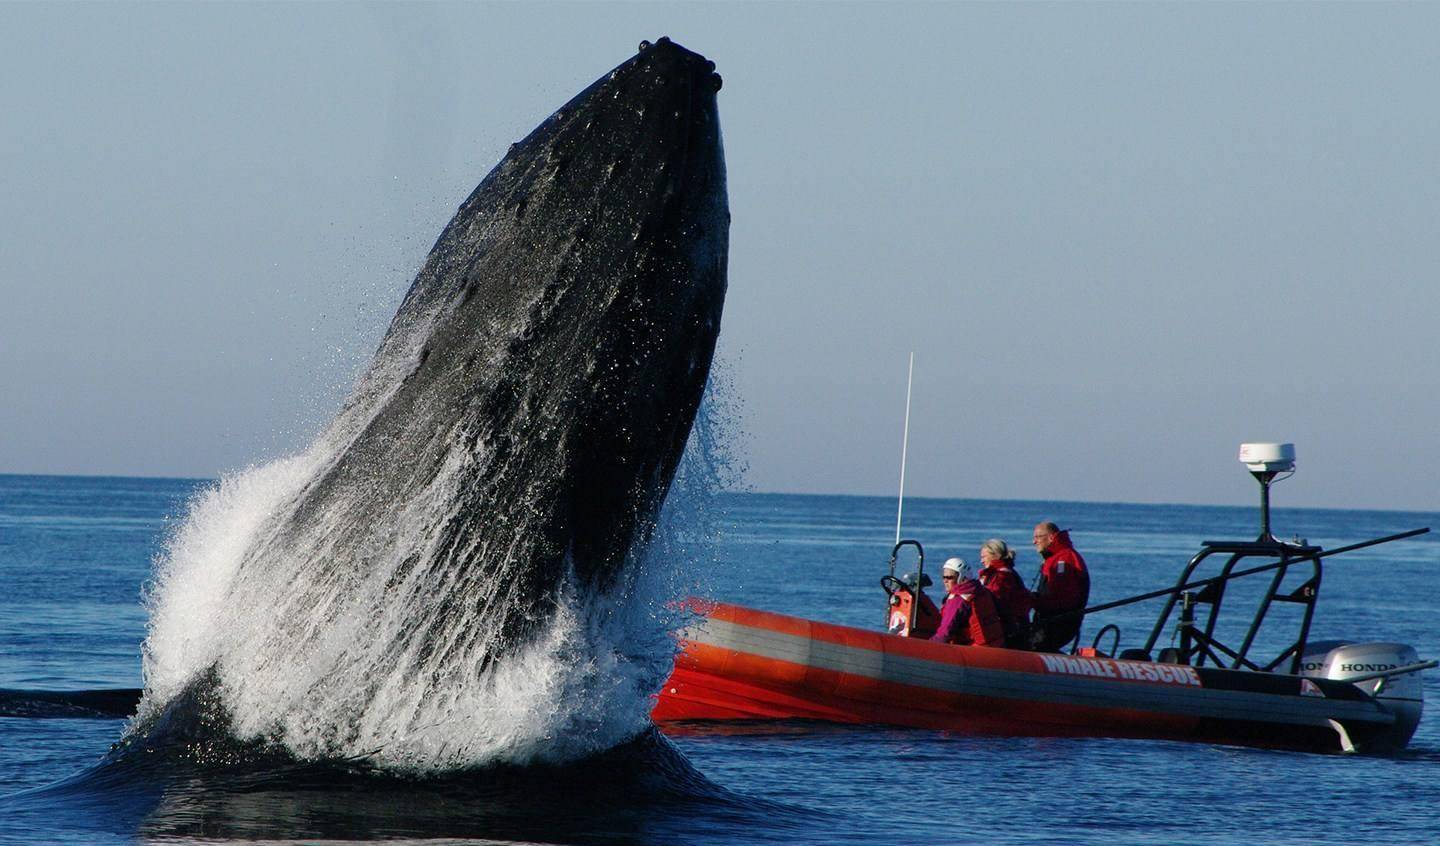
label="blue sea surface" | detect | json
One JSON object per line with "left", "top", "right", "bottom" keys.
{"left": 1, "top": 474, "right": 1437, "bottom": 844}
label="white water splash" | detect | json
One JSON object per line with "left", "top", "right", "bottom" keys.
{"left": 141, "top": 454, "right": 324, "bottom": 708}
{"left": 137, "top": 366, "right": 737, "bottom": 772}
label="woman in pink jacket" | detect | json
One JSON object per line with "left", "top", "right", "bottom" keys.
{"left": 930, "top": 557, "right": 1005, "bottom": 647}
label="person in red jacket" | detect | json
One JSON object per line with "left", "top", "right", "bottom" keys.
{"left": 1029, "top": 521, "right": 1090, "bottom": 652}
{"left": 977, "top": 538, "right": 1033, "bottom": 649}
{"left": 930, "top": 557, "right": 1005, "bottom": 647}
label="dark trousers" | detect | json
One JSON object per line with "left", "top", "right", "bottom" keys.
{"left": 1031, "top": 614, "right": 1082, "bottom": 653}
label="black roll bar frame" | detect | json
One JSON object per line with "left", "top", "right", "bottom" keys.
{"left": 1141, "top": 539, "right": 1321, "bottom": 673}
{"left": 1063, "top": 528, "right": 1427, "bottom": 669}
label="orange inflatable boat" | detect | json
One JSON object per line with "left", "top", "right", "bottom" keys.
{"left": 651, "top": 596, "right": 1428, "bottom": 753}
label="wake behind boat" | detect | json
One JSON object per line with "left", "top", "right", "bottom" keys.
{"left": 652, "top": 444, "right": 1436, "bottom": 754}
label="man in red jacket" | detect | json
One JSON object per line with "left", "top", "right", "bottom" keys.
{"left": 931, "top": 557, "right": 1005, "bottom": 647}
{"left": 1030, "top": 522, "right": 1090, "bottom": 652}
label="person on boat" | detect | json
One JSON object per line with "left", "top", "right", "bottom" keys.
{"left": 930, "top": 557, "right": 1005, "bottom": 647}
{"left": 1029, "top": 521, "right": 1091, "bottom": 652}
{"left": 978, "top": 538, "right": 1033, "bottom": 649}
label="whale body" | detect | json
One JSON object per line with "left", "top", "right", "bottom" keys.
{"left": 131, "top": 38, "right": 728, "bottom": 765}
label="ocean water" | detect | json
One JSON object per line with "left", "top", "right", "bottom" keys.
{"left": 1, "top": 473, "right": 1437, "bottom": 844}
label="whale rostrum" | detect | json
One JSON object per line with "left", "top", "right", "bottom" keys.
{"left": 132, "top": 38, "right": 728, "bottom": 756}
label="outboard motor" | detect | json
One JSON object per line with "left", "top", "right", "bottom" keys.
{"left": 1302, "top": 640, "right": 1425, "bottom": 751}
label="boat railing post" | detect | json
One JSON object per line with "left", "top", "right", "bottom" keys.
{"left": 1283, "top": 556, "right": 1323, "bottom": 675}
{"left": 1195, "top": 553, "right": 1242, "bottom": 666}
{"left": 909, "top": 543, "right": 926, "bottom": 635}
{"left": 1144, "top": 548, "right": 1214, "bottom": 655}
{"left": 1177, "top": 592, "right": 1196, "bottom": 664}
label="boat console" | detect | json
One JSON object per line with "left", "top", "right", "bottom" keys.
{"left": 880, "top": 539, "right": 939, "bottom": 638}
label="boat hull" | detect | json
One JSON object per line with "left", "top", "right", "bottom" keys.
{"left": 651, "top": 602, "right": 1403, "bottom": 753}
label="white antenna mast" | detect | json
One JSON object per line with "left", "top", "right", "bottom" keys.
{"left": 895, "top": 352, "right": 914, "bottom": 545}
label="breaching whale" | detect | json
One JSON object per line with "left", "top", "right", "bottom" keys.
{"left": 129, "top": 38, "right": 728, "bottom": 764}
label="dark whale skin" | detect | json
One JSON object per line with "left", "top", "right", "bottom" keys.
{"left": 292, "top": 37, "right": 729, "bottom": 660}
{"left": 133, "top": 39, "right": 729, "bottom": 736}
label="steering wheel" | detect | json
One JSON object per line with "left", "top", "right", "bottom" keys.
{"left": 880, "top": 574, "right": 911, "bottom": 598}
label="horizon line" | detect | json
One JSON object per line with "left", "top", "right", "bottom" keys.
{"left": 1, "top": 471, "right": 1434, "bottom": 519}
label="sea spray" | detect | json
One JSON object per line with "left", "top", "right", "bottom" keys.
{"left": 139, "top": 454, "right": 324, "bottom": 713}
{"left": 134, "top": 382, "right": 735, "bottom": 770}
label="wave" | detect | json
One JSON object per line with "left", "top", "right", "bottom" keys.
{"left": 6, "top": 727, "right": 808, "bottom": 845}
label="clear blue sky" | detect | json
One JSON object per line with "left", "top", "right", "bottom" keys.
{"left": 2, "top": 3, "right": 1437, "bottom": 511}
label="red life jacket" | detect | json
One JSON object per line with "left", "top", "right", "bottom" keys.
{"left": 931, "top": 579, "right": 1005, "bottom": 647}
{"left": 1033, "top": 529, "right": 1089, "bottom": 617}
{"left": 979, "top": 564, "right": 1033, "bottom": 644}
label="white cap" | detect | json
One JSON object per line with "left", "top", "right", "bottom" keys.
{"left": 942, "top": 557, "right": 970, "bottom": 578}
